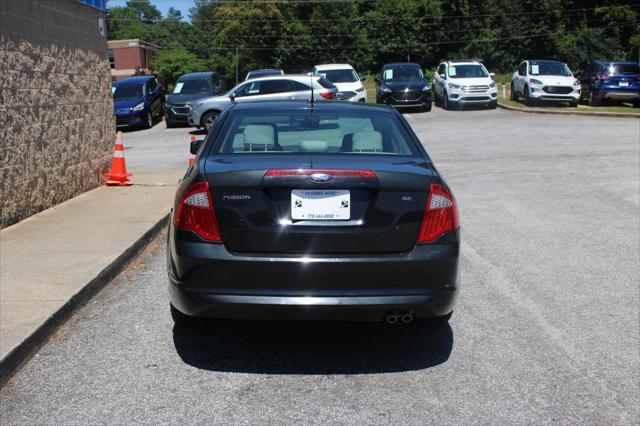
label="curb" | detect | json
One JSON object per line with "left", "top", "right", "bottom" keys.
{"left": 497, "top": 102, "right": 640, "bottom": 118}
{"left": 0, "top": 214, "right": 169, "bottom": 388}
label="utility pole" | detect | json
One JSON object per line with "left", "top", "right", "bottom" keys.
{"left": 235, "top": 46, "right": 239, "bottom": 85}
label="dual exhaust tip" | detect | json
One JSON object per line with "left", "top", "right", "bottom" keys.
{"left": 385, "top": 312, "right": 414, "bottom": 324}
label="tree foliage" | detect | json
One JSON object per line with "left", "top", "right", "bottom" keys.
{"left": 106, "top": 0, "right": 640, "bottom": 84}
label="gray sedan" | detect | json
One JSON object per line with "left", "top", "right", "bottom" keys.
{"left": 188, "top": 75, "right": 338, "bottom": 132}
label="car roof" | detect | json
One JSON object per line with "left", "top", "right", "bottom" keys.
{"left": 114, "top": 75, "right": 154, "bottom": 85}
{"left": 526, "top": 59, "right": 564, "bottom": 64}
{"left": 243, "top": 74, "right": 318, "bottom": 82}
{"left": 179, "top": 72, "right": 216, "bottom": 80}
{"left": 229, "top": 100, "right": 395, "bottom": 114}
{"left": 445, "top": 60, "right": 481, "bottom": 65}
{"left": 382, "top": 62, "right": 421, "bottom": 68}
{"left": 313, "top": 64, "right": 355, "bottom": 70}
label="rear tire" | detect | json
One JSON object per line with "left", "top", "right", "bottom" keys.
{"left": 510, "top": 82, "right": 517, "bottom": 100}
{"left": 170, "top": 304, "right": 200, "bottom": 328}
{"left": 589, "top": 90, "right": 601, "bottom": 106}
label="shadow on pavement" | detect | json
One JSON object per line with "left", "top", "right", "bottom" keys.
{"left": 189, "top": 128, "right": 207, "bottom": 136}
{"left": 172, "top": 320, "right": 453, "bottom": 374}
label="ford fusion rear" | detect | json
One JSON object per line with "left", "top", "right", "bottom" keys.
{"left": 168, "top": 101, "right": 460, "bottom": 325}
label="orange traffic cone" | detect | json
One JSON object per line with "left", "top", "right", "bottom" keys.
{"left": 105, "top": 132, "right": 133, "bottom": 186}
{"left": 188, "top": 135, "right": 196, "bottom": 166}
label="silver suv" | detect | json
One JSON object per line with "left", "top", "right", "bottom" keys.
{"left": 188, "top": 75, "right": 338, "bottom": 132}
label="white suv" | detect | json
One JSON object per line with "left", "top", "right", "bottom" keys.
{"left": 511, "top": 60, "right": 581, "bottom": 106}
{"left": 433, "top": 60, "right": 498, "bottom": 109}
{"left": 312, "top": 64, "right": 367, "bottom": 102}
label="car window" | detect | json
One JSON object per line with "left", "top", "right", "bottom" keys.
{"left": 517, "top": 62, "right": 526, "bottom": 76}
{"left": 235, "top": 81, "right": 261, "bottom": 97}
{"left": 147, "top": 79, "right": 157, "bottom": 93}
{"left": 448, "top": 64, "right": 488, "bottom": 78}
{"left": 529, "top": 61, "right": 572, "bottom": 76}
{"left": 173, "top": 78, "right": 212, "bottom": 94}
{"left": 260, "top": 79, "right": 293, "bottom": 95}
{"left": 315, "top": 69, "right": 358, "bottom": 83}
{"left": 437, "top": 64, "right": 445, "bottom": 77}
{"left": 382, "top": 66, "right": 424, "bottom": 82}
{"left": 609, "top": 63, "right": 640, "bottom": 75}
{"left": 113, "top": 84, "right": 144, "bottom": 101}
{"left": 289, "top": 80, "right": 310, "bottom": 91}
{"left": 216, "top": 110, "right": 419, "bottom": 156}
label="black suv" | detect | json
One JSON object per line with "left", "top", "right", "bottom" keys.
{"left": 375, "top": 63, "right": 432, "bottom": 111}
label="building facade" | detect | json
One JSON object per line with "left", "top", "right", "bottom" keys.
{"left": 108, "top": 39, "right": 160, "bottom": 81}
{"left": 0, "top": 0, "right": 115, "bottom": 228}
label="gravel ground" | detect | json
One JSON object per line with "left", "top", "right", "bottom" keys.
{"left": 1, "top": 107, "right": 638, "bottom": 424}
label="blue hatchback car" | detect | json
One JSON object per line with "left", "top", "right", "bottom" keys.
{"left": 580, "top": 60, "right": 640, "bottom": 107}
{"left": 112, "top": 76, "right": 165, "bottom": 128}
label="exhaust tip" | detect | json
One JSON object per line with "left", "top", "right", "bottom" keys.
{"left": 385, "top": 314, "right": 399, "bottom": 324}
{"left": 401, "top": 314, "right": 414, "bottom": 323}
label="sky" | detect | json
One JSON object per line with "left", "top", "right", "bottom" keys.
{"left": 106, "top": 0, "right": 195, "bottom": 20}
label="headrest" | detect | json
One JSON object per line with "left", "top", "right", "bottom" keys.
{"left": 300, "top": 140, "right": 329, "bottom": 152}
{"left": 351, "top": 131, "right": 383, "bottom": 152}
{"left": 243, "top": 124, "right": 275, "bottom": 151}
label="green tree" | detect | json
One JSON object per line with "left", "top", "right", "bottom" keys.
{"left": 151, "top": 49, "right": 208, "bottom": 89}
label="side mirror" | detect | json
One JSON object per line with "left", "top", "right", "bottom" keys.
{"left": 229, "top": 91, "right": 236, "bottom": 101}
{"left": 190, "top": 139, "right": 203, "bottom": 155}
{"left": 439, "top": 73, "right": 446, "bottom": 79}
{"left": 489, "top": 72, "right": 496, "bottom": 78}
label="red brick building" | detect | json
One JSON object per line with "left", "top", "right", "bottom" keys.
{"left": 107, "top": 39, "right": 160, "bottom": 80}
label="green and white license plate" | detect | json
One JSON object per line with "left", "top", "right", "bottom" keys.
{"left": 291, "top": 189, "right": 350, "bottom": 220}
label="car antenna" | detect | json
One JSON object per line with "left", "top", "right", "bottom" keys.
{"left": 309, "top": 71, "right": 315, "bottom": 106}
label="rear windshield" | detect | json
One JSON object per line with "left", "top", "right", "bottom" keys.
{"left": 215, "top": 110, "right": 419, "bottom": 156}
{"left": 317, "top": 77, "right": 336, "bottom": 89}
{"left": 609, "top": 64, "right": 640, "bottom": 75}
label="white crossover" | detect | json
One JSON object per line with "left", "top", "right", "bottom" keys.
{"left": 312, "top": 63, "right": 367, "bottom": 102}
{"left": 433, "top": 60, "right": 498, "bottom": 109}
{"left": 511, "top": 59, "right": 581, "bottom": 106}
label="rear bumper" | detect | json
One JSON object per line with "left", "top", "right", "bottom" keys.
{"left": 168, "top": 229, "right": 460, "bottom": 321}
{"left": 601, "top": 90, "right": 640, "bottom": 100}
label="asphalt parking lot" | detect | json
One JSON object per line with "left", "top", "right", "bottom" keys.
{"left": 1, "top": 107, "right": 638, "bottom": 424}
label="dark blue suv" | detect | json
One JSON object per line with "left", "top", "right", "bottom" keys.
{"left": 112, "top": 76, "right": 164, "bottom": 129}
{"left": 580, "top": 60, "right": 640, "bottom": 107}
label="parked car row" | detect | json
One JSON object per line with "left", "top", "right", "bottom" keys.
{"left": 111, "top": 58, "right": 639, "bottom": 130}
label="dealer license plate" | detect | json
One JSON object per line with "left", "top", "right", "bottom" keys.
{"left": 619, "top": 81, "right": 629, "bottom": 87}
{"left": 291, "top": 189, "right": 350, "bottom": 220}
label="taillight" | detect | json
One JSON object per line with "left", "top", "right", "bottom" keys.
{"left": 265, "top": 168, "right": 376, "bottom": 178}
{"left": 417, "top": 183, "right": 459, "bottom": 243}
{"left": 596, "top": 72, "right": 609, "bottom": 80}
{"left": 174, "top": 181, "right": 221, "bottom": 242}
{"left": 319, "top": 91, "right": 334, "bottom": 99}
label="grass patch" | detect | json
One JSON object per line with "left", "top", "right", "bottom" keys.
{"left": 500, "top": 98, "right": 639, "bottom": 115}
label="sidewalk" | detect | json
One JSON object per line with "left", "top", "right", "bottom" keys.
{"left": 0, "top": 169, "right": 182, "bottom": 383}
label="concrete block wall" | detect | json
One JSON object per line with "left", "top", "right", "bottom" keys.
{"left": 0, "top": 0, "right": 115, "bottom": 228}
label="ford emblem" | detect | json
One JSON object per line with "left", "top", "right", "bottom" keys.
{"left": 307, "top": 173, "right": 334, "bottom": 184}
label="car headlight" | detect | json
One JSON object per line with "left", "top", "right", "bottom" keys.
{"left": 382, "top": 87, "right": 392, "bottom": 93}
{"left": 489, "top": 82, "right": 497, "bottom": 88}
{"left": 530, "top": 79, "right": 543, "bottom": 86}
{"left": 448, "top": 83, "right": 461, "bottom": 89}
{"left": 355, "top": 87, "right": 364, "bottom": 93}
{"left": 573, "top": 80, "right": 580, "bottom": 86}
{"left": 421, "top": 85, "right": 430, "bottom": 91}
{"left": 132, "top": 102, "right": 145, "bottom": 111}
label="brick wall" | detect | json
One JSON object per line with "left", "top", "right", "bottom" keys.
{"left": 0, "top": 0, "right": 115, "bottom": 228}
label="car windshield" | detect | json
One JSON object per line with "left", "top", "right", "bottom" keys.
{"left": 216, "top": 110, "right": 419, "bottom": 156}
{"left": 608, "top": 64, "right": 640, "bottom": 75}
{"left": 316, "top": 69, "right": 358, "bottom": 83}
{"left": 112, "top": 84, "right": 143, "bottom": 101}
{"left": 529, "top": 61, "right": 572, "bottom": 76}
{"left": 448, "top": 64, "right": 488, "bottom": 78}
{"left": 382, "top": 66, "right": 424, "bottom": 82}
{"left": 173, "top": 79, "right": 212, "bottom": 94}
